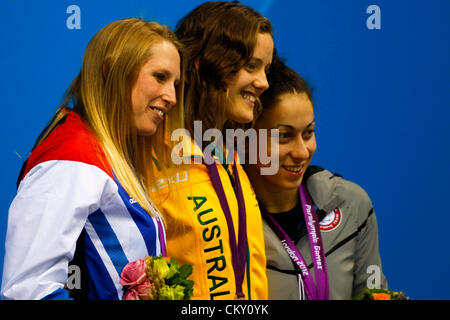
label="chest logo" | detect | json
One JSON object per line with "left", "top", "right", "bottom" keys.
{"left": 319, "top": 208, "right": 342, "bottom": 232}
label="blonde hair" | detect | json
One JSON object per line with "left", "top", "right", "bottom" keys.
{"left": 43, "top": 18, "right": 184, "bottom": 217}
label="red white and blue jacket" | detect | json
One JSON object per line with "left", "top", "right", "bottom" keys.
{"left": 1, "top": 110, "right": 165, "bottom": 300}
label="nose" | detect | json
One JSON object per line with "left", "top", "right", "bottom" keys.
{"left": 253, "top": 69, "right": 269, "bottom": 92}
{"left": 290, "top": 135, "right": 310, "bottom": 161}
{"left": 162, "top": 83, "right": 177, "bottom": 109}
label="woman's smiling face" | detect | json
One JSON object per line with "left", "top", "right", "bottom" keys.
{"left": 225, "top": 32, "right": 274, "bottom": 124}
{"left": 254, "top": 91, "right": 316, "bottom": 190}
{"left": 130, "top": 40, "right": 180, "bottom": 136}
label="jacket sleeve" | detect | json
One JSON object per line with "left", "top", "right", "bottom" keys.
{"left": 352, "top": 192, "right": 388, "bottom": 297}
{"left": 1, "top": 160, "right": 116, "bottom": 300}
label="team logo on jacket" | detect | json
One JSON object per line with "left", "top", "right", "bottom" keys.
{"left": 319, "top": 208, "right": 342, "bottom": 231}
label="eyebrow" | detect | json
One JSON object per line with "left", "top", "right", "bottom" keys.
{"left": 249, "top": 57, "right": 271, "bottom": 67}
{"left": 272, "top": 120, "right": 315, "bottom": 130}
{"left": 156, "top": 68, "right": 181, "bottom": 84}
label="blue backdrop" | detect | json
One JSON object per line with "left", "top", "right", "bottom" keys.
{"left": 1, "top": 0, "right": 449, "bottom": 300}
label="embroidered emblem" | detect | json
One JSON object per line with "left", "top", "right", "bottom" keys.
{"left": 319, "top": 208, "right": 342, "bottom": 231}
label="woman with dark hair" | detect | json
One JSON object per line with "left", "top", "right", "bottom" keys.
{"left": 245, "top": 56, "right": 387, "bottom": 300}
{"left": 152, "top": 1, "right": 273, "bottom": 300}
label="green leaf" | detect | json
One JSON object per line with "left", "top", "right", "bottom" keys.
{"left": 179, "top": 264, "right": 193, "bottom": 278}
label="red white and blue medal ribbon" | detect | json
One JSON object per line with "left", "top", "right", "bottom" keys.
{"left": 263, "top": 184, "right": 329, "bottom": 300}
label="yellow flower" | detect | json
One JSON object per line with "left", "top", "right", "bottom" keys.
{"left": 159, "top": 285, "right": 185, "bottom": 300}
{"left": 152, "top": 258, "right": 170, "bottom": 279}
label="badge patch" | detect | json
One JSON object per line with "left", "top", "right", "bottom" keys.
{"left": 319, "top": 208, "right": 342, "bottom": 231}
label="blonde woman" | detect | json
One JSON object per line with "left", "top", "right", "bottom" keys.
{"left": 1, "top": 18, "right": 184, "bottom": 300}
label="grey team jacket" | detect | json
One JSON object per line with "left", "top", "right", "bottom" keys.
{"left": 263, "top": 166, "right": 387, "bottom": 300}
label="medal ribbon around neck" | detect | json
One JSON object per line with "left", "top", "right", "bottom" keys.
{"left": 156, "top": 216, "right": 166, "bottom": 257}
{"left": 263, "top": 183, "right": 329, "bottom": 300}
{"left": 146, "top": 196, "right": 167, "bottom": 257}
{"left": 204, "top": 151, "right": 248, "bottom": 299}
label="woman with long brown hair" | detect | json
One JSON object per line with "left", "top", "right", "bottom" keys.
{"left": 152, "top": 1, "right": 273, "bottom": 300}
{"left": 1, "top": 18, "right": 184, "bottom": 300}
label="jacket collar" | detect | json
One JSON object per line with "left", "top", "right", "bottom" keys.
{"left": 175, "top": 133, "right": 242, "bottom": 165}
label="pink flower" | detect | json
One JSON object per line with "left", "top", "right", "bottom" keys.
{"left": 122, "top": 280, "right": 153, "bottom": 300}
{"left": 122, "top": 288, "right": 140, "bottom": 300}
{"left": 135, "top": 279, "right": 153, "bottom": 300}
{"left": 120, "top": 259, "right": 147, "bottom": 287}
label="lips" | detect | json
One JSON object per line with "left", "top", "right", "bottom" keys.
{"left": 241, "top": 91, "right": 256, "bottom": 106}
{"left": 148, "top": 106, "right": 165, "bottom": 120}
{"left": 282, "top": 164, "right": 305, "bottom": 177}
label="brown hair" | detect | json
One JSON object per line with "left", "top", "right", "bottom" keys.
{"left": 259, "top": 52, "right": 313, "bottom": 113}
{"left": 175, "top": 1, "right": 272, "bottom": 134}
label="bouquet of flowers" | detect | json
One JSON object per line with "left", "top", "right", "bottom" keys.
{"left": 352, "top": 288, "right": 409, "bottom": 300}
{"left": 120, "top": 255, "right": 194, "bottom": 300}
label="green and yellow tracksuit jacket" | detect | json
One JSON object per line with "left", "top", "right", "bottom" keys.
{"left": 152, "top": 137, "right": 268, "bottom": 300}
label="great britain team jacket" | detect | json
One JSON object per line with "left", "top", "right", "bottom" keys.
{"left": 1, "top": 110, "right": 165, "bottom": 300}
{"left": 264, "top": 166, "right": 387, "bottom": 300}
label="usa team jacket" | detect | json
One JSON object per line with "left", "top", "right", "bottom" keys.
{"left": 264, "top": 166, "right": 387, "bottom": 299}
{"left": 152, "top": 137, "right": 268, "bottom": 300}
{"left": 1, "top": 110, "right": 165, "bottom": 300}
